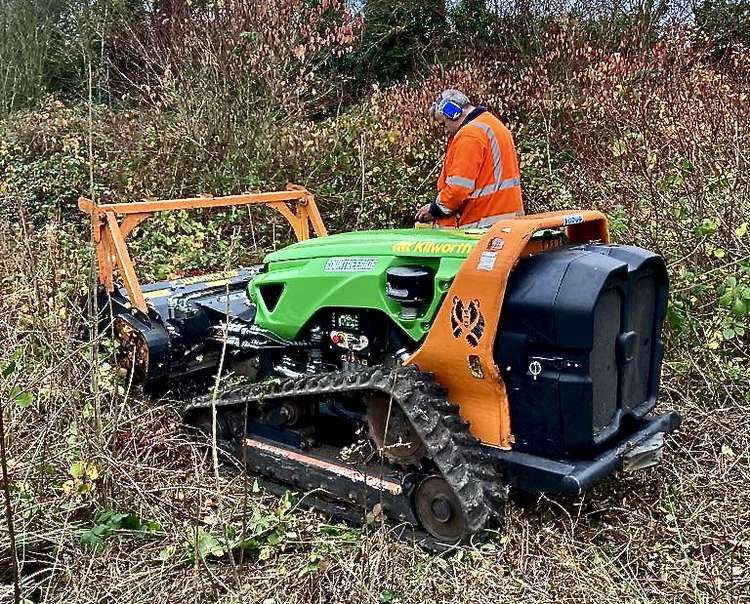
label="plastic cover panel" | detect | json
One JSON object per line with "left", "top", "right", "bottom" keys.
{"left": 590, "top": 287, "right": 621, "bottom": 434}
{"left": 621, "top": 275, "right": 657, "bottom": 410}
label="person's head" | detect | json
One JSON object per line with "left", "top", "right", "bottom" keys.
{"left": 430, "top": 89, "right": 474, "bottom": 136}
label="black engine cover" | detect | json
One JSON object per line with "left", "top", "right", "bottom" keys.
{"left": 495, "top": 244, "right": 668, "bottom": 457}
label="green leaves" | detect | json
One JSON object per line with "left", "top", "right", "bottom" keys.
{"left": 2, "top": 351, "right": 33, "bottom": 408}
{"left": 185, "top": 527, "right": 238, "bottom": 563}
{"left": 80, "top": 530, "right": 105, "bottom": 552}
{"left": 10, "top": 387, "right": 33, "bottom": 408}
{"left": 719, "top": 275, "right": 750, "bottom": 317}
{"left": 2, "top": 358, "right": 16, "bottom": 378}
{"left": 608, "top": 205, "right": 629, "bottom": 242}
{"left": 732, "top": 298, "right": 748, "bottom": 317}
{"left": 194, "top": 529, "right": 225, "bottom": 558}
{"left": 379, "top": 589, "right": 401, "bottom": 604}
{"left": 694, "top": 218, "right": 719, "bottom": 237}
{"left": 711, "top": 273, "right": 750, "bottom": 345}
{"left": 183, "top": 494, "right": 297, "bottom": 564}
{"left": 80, "top": 509, "right": 161, "bottom": 553}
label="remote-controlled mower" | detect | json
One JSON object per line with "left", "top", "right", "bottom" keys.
{"left": 79, "top": 186, "right": 681, "bottom": 546}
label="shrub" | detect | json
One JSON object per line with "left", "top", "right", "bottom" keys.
{"left": 695, "top": 0, "right": 750, "bottom": 58}
{"left": 351, "top": 1, "right": 447, "bottom": 85}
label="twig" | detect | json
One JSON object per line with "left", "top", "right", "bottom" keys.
{"left": 0, "top": 395, "right": 21, "bottom": 603}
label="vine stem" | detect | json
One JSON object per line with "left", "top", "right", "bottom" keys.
{"left": 0, "top": 395, "right": 21, "bottom": 604}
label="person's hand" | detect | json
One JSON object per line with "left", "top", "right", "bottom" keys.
{"left": 415, "top": 203, "right": 433, "bottom": 223}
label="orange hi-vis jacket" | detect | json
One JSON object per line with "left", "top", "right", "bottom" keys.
{"left": 433, "top": 109, "right": 523, "bottom": 228}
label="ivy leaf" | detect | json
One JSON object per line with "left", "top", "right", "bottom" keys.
{"left": 2, "top": 359, "right": 16, "bottom": 377}
{"left": 735, "top": 222, "right": 748, "bottom": 238}
{"left": 10, "top": 388, "right": 33, "bottom": 408}
{"left": 611, "top": 139, "right": 627, "bottom": 157}
{"left": 195, "top": 529, "right": 224, "bottom": 558}
{"left": 80, "top": 530, "right": 104, "bottom": 552}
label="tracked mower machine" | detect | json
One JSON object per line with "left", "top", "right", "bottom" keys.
{"left": 80, "top": 186, "right": 681, "bottom": 547}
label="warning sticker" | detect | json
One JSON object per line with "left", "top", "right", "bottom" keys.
{"left": 487, "top": 237, "right": 505, "bottom": 252}
{"left": 477, "top": 251, "right": 497, "bottom": 271}
{"left": 324, "top": 257, "right": 377, "bottom": 272}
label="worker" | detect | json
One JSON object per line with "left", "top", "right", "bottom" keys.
{"left": 415, "top": 89, "right": 524, "bottom": 228}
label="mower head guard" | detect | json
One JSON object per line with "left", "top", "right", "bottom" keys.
{"left": 78, "top": 185, "right": 327, "bottom": 317}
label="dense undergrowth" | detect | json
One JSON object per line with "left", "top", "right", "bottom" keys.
{"left": 1, "top": 1, "right": 749, "bottom": 602}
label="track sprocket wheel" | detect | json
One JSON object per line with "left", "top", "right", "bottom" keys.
{"left": 414, "top": 475, "right": 468, "bottom": 542}
{"left": 366, "top": 391, "right": 426, "bottom": 466}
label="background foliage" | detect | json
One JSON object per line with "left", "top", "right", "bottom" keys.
{"left": 1, "top": 0, "right": 749, "bottom": 601}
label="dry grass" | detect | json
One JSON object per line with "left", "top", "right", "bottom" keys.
{"left": 0, "top": 219, "right": 748, "bottom": 604}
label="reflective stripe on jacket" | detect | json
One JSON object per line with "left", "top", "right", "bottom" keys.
{"left": 434, "top": 110, "right": 522, "bottom": 228}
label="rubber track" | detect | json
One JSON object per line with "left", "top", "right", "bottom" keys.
{"left": 183, "top": 365, "right": 507, "bottom": 541}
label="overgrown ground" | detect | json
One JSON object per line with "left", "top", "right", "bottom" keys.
{"left": 0, "top": 219, "right": 747, "bottom": 602}
{"left": 2, "top": 4, "right": 750, "bottom": 603}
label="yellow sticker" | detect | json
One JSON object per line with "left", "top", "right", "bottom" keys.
{"left": 173, "top": 269, "right": 239, "bottom": 286}
{"left": 204, "top": 278, "right": 232, "bottom": 288}
{"left": 392, "top": 241, "right": 473, "bottom": 255}
{"left": 143, "top": 288, "right": 172, "bottom": 299}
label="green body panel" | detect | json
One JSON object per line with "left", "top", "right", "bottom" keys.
{"left": 249, "top": 228, "right": 483, "bottom": 341}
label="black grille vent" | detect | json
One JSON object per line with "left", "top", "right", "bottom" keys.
{"left": 620, "top": 275, "right": 657, "bottom": 411}
{"left": 591, "top": 288, "right": 621, "bottom": 434}
{"left": 258, "top": 283, "right": 284, "bottom": 312}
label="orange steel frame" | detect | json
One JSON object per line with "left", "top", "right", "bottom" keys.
{"left": 79, "top": 185, "right": 327, "bottom": 315}
{"left": 407, "top": 210, "right": 609, "bottom": 449}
